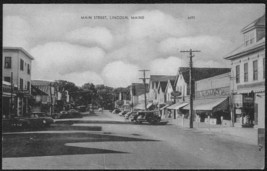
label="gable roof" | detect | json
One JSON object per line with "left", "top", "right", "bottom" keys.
{"left": 31, "top": 85, "right": 48, "bottom": 96}
{"left": 178, "top": 67, "right": 231, "bottom": 84}
{"left": 131, "top": 83, "right": 149, "bottom": 96}
{"left": 158, "top": 81, "right": 168, "bottom": 92}
{"left": 224, "top": 37, "right": 265, "bottom": 60}
{"left": 170, "top": 80, "right": 176, "bottom": 90}
{"left": 150, "top": 75, "right": 176, "bottom": 82}
{"left": 241, "top": 14, "right": 265, "bottom": 33}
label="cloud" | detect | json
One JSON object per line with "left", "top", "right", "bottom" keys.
{"left": 101, "top": 61, "right": 140, "bottom": 87}
{"left": 159, "top": 35, "right": 227, "bottom": 56}
{"left": 3, "top": 16, "right": 31, "bottom": 50}
{"left": 128, "top": 10, "right": 189, "bottom": 40}
{"left": 30, "top": 42, "right": 106, "bottom": 77}
{"left": 149, "top": 56, "right": 186, "bottom": 75}
{"left": 66, "top": 26, "right": 114, "bottom": 49}
{"left": 61, "top": 71, "right": 104, "bottom": 87}
{"left": 107, "top": 39, "right": 159, "bottom": 65}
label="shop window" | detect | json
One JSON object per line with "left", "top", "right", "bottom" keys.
{"left": 236, "top": 65, "right": 240, "bottom": 83}
{"left": 253, "top": 60, "right": 258, "bottom": 81}
{"left": 4, "top": 77, "right": 11, "bottom": 83}
{"left": 20, "top": 59, "right": 24, "bottom": 71}
{"left": 4, "top": 57, "right": 12, "bottom": 68}
{"left": 20, "top": 78, "right": 23, "bottom": 90}
{"left": 244, "top": 63, "right": 248, "bottom": 82}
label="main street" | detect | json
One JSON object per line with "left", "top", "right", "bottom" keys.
{"left": 2, "top": 110, "right": 264, "bottom": 170}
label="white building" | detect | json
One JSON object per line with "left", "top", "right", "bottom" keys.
{"left": 224, "top": 14, "right": 265, "bottom": 129}
{"left": 3, "top": 47, "right": 34, "bottom": 116}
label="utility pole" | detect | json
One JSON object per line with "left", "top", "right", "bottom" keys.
{"left": 139, "top": 70, "right": 150, "bottom": 110}
{"left": 180, "top": 49, "right": 200, "bottom": 128}
{"left": 10, "top": 72, "right": 13, "bottom": 118}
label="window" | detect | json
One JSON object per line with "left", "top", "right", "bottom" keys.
{"left": 4, "top": 77, "right": 11, "bottom": 83}
{"left": 27, "top": 64, "right": 31, "bottom": 74}
{"left": 236, "top": 65, "right": 240, "bottom": 83}
{"left": 244, "top": 63, "right": 248, "bottom": 82}
{"left": 4, "top": 57, "right": 11, "bottom": 68}
{"left": 253, "top": 60, "right": 258, "bottom": 80}
{"left": 20, "top": 59, "right": 24, "bottom": 71}
{"left": 249, "top": 32, "right": 255, "bottom": 44}
{"left": 244, "top": 34, "right": 249, "bottom": 46}
{"left": 20, "top": 78, "right": 24, "bottom": 90}
{"left": 27, "top": 81, "right": 30, "bottom": 90}
{"left": 263, "top": 58, "right": 265, "bottom": 79}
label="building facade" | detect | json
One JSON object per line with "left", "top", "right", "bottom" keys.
{"left": 224, "top": 14, "right": 265, "bottom": 129}
{"left": 3, "top": 47, "right": 34, "bottom": 116}
{"left": 192, "top": 72, "right": 231, "bottom": 125}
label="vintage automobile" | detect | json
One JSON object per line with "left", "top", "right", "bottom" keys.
{"left": 52, "top": 109, "right": 83, "bottom": 119}
{"left": 130, "top": 110, "right": 161, "bottom": 124}
{"left": 28, "top": 112, "right": 54, "bottom": 128}
{"left": 3, "top": 112, "right": 54, "bottom": 131}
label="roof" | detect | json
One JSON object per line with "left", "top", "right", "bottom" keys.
{"left": 224, "top": 37, "right": 265, "bottom": 60}
{"left": 32, "top": 80, "right": 54, "bottom": 86}
{"left": 31, "top": 85, "right": 48, "bottom": 96}
{"left": 131, "top": 83, "right": 149, "bottom": 96}
{"left": 178, "top": 67, "right": 231, "bottom": 84}
{"left": 3, "top": 47, "right": 34, "bottom": 60}
{"left": 241, "top": 14, "right": 265, "bottom": 33}
{"left": 159, "top": 81, "right": 168, "bottom": 92}
{"left": 170, "top": 80, "right": 176, "bottom": 90}
{"left": 150, "top": 75, "right": 176, "bottom": 82}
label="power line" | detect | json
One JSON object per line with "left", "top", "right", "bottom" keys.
{"left": 180, "top": 49, "right": 201, "bottom": 128}
{"left": 139, "top": 69, "right": 150, "bottom": 110}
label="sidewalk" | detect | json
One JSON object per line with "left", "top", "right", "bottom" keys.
{"left": 167, "top": 118, "right": 258, "bottom": 145}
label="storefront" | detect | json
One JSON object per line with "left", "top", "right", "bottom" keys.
{"left": 2, "top": 81, "right": 17, "bottom": 118}
{"left": 166, "top": 102, "right": 188, "bottom": 119}
{"left": 183, "top": 97, "right": 230, "bottom": 125}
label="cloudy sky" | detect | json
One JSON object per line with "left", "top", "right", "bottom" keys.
{"left": 3, "top": 4, "right": 265, "bottom": 87}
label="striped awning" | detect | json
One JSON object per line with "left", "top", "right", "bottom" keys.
{"left": 134, "top": 102, "right": 153, "bottom": 110}
{"left": 167, "top": 102, "right": 188, "bottom": 110}
{"left": 183, "top": 97, "right": 228, "bottom": 111}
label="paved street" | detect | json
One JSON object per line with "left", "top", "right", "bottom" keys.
{"left": 2, "top": 110, "right": 265, "bottom": 169}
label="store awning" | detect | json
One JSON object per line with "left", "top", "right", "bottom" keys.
{"left": 183, "top": 97, "right": 228, "bottom": 111}
{"left": 160, "top": 104, "right": 169, "bottom": 110}
{"left": 134, "top": 102, "right": 153, "bottom": 110}
{"left": 167, "top": 102, "right": 188, "bottom": 110}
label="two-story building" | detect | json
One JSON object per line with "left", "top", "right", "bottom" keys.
{"left": 172, "top": 67, "right": 231, "bottom": 119}
{"left": 187, "top": 72, "right": 232, "bottom": 125}
{"left": 224, "top": 14, "right": 265, "bottom": 129}
{"left": 3, "top": 47, "right": 34, "bottom": 116}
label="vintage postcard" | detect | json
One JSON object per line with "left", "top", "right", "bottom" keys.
{"left": 2, "top": 3, "right": 265, "bottom": 170}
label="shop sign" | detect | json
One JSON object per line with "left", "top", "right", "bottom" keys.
{"left": 235, "top": 108, "right": 242, "bottom": 114}
{"left": 195, "top": 87, "right": 230, "bottom": 98}
{"left": 243, "top": 96, "right": 254, "bottom": 103}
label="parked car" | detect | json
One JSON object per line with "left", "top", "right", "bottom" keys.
{"left": 131, "top": 110, "right": 161, "bottom": 124}
{"left": 112, "top": 109, "right": 121, "bottom": 114}
{"left": 98, "top": 108, "right": 103, "bottom": 112}
{"left": 28, "top": 112, "right": 54, "bottom": 127}
{"left": 2, "top": 116, "right": 31, "bottom": 131}
{"left": 52, "top": 109, "right": 83, "bottom": 119}
{"left": 124, "top": 111, "right": 137, "bottom": 120}
{"left": 118, "top": 111, "right": 128, "bottom": 116}
{"left": 76, "top": 105, "right": 86, "bottom": 112}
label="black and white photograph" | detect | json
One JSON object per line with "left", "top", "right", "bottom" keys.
{"left": 2, "top": 3, "right": 265, "bottom": 169}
